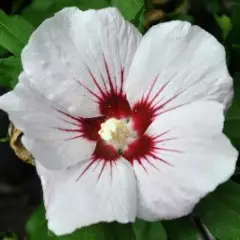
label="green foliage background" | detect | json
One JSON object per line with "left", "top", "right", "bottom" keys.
{"left": 0, "top": 0, "right": 240, "bottom": 239}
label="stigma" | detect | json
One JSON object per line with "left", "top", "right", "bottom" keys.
{"left": 98, "top": 118, "right": 134, "bottom": 151}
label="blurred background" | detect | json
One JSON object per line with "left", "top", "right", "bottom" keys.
{"left": 0, "top": 0, "right": 240, "bottom": 239}
{"left": 0, "top": 102, "right": 41, "bottom": 239}
{"left": 0, "top": 1, "right": 41, "bottom": 239}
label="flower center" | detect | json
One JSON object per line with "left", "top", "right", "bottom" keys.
{"left": 98, "top": 118, "right": 134, "bottom": 152}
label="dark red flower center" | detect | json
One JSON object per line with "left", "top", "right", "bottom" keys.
{"left": 55, "top": 59, "right": 180, "bottom": 177}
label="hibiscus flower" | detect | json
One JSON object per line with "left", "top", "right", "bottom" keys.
{"left": 0, "top": 7, "right": 238, "bottom": 236}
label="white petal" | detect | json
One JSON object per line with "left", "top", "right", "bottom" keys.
{"left": 36, "top": 159, "right": 137, "bottom": 235}
{"left": 133, "top": 101, "right": 238, "bottom": 220}
{"left": 125, "top": 21, "right": 233, "bottom": 113}
{"left": 21, "top": 7, "right": 141, "bottom": 118}
{"left": 0, "top": 74, "right": 96, "bottom": 169}
{"left": 0, "top": 7, "right": 141, "bottom": 169}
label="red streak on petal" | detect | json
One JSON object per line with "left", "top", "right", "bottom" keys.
{"left": 77, "top": 160, "right": 96, "bottom": 180}
{"left": 153, "top": 104, "right": 184, "bottom": 118}
{"left": 153, "top": 92, "right": 182, "bottom": 113}
{"left": 131, "top": 100, "right": 154, "bottom": 135}
{"left": 55, "top": 108, "right": 105, "bottom": 141}
{"left": 99, "top": 93, "right": 131, "bottom": 119}
{"left": 64, "top": 134, "right": 84, "bottom": 141}
{"left": 123, "top": 135, "right": 154, "bottom": 165}
{"left": 87, "top": 67, "right": 106, "bottom": 97}
{"left": 155, "top": 137, "right": 177, "bottom": 144}
{"left": 130, "top": 76, "right": 170, "bottom": 135}
{"left": 93, "top": 140, "right": 119, "bottom": 161}
{"left": 153, "top": 132, "right": 178, "bottom": 144}
{"left": 145, "top": 75, "right": 158, "bottom": 103}
{"left": 100, "top": 73, "right": 108, "bottom": 93}
{"left": 144, "top": 157, "right": 159, "bottom": 171}
{"left": 56, "top": 128, "right": 80, "bottom": 133}
{"left": 123, "top": 134, "right": 172, "bottom": 168}
{"left": 92, "top": 140, "right": 119, "bottom": 180}
{"left": 131, "top": 75, "right": 189, "bottom": 135}
{"left": 153, "top": 147, "right": 182, "bottom": 153}
{"left": 80, "top": 116, "right": 106, "bottom": 141}
{"left": 55, "top": 109, "right": 81, "bottom": 122}
{"left": 103, "top": 55, "right": 115, "bottom": 94}
{"left": 75, "top": 57, "right": 129, "bottom": 119}
{"left": 97, "top": 160, "right": 108, "bottom": 180}
{"left": 148, "top": 78, "right": 169, "bottom": 106}
{"left": 98, "top": 58, "right": 129, "bottom": 118}
{"left": 56, "top": 117, "right": 81, "bottom": 127}
{"left": 77, "top": 140, "right": 120, "bottom": 180}
{"left": 149, "top": 153, "right": 172, "bottom": 166}
{"left": 119, "top": 68, "right": 124, "bottom": 95}
{"left": 152, "top": 130, "right": 170, "bottom": 140}
{"left": 131, "top": 90, "right": 185, "bottom": 135}
{"left": 77, "top": 80, "right": 101, "bottom": 101}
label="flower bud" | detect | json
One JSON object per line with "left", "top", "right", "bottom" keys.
{"left": 8, "top": 123, "right": 34, "bottom": 166}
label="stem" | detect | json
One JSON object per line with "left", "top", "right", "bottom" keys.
{"left": 191, "top": 217, "right": 212, "bottom": 240}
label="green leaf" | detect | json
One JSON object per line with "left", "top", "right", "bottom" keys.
{"left": 224, "top": 73, "right": 240, "bottom": 146}
{"left": 226, "top": 100, "right": 240, "bottom": 121}
{"left": 204, "top": 0, "right": 221, "bottom": 13}
{"left": 162, "top": 217, "right": 198, "bottom": 240}
{"left": 214, "top": 14, "right": 232, "bottom": 40}
{"left": 0, "top": 10, "right": 34, "bottom": 56}
{"left": 60, "top": 224, "right": 113, "bottom": 240}
{"left": 110, "top": 0, "right": 144, "bottom": 21}
{"left": 0, "top": 45, "right": 8, "bottom": 58}
{"left": 26, "top": 204, "right": 52, "bottom": 240}
{"left": 194, "top": 181, "right": 240, "bottom": 239}
{"left": 133, "top": 219, "right": 167, "bottom": 240}
{"left": 22, "top": 0, "right": 144, "bottom": 31}
{"left": 226, "top": 0, "right": 240, "bottom": 11}
{"left": 27, "top": 204, "right": 136, "bottom": 240}
{"left": 109, "top": 222, "right": 136, "bottom": 240}
{"left": 0, "top": 232, "right": 18, "bottom": 240}
{"left": 224, "top": 101, "right": 240, "bottom": 147}
{"left": 234, "top": 167, "right": 240, "bottom": 176}
{"left": 224, "top": 99, "right": 240, "bottom": 142}
{"left": 131, "top": 6, "right": 145, "bottom": 33}
{"left": 0, "top": 56, "right": 21, "bottom": 89}
{"left": 22, "top": 0, "right": 109, "bottom": 27}
{"left": 230, "top": 5, "right": 240, "bottom": 46}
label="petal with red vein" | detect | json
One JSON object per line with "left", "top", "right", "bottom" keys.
{"left": 79, "top": 140, "right": 120, "bottom": 180}
{"left": 35, "top": 158, "right": 137, "bottom": 235}
{"left": 80, "top": 117, "right": 106, "bottom": 141}
{"left": 131, "top": 100, "right": 154, "bottom": 135}
{"left": 123, "top": 135, "right": 160, "bottom": 166}
{"left": 20, "top": 7, "right": 141, "bottom": 119}
{"left": 93, "top": 140, "right": 120, "bottom": 162}
{"left": 133, "top": 101, "right": 237, "bottom": 220}
{"left": 125, "top": 21, "right": 233, "bottom": 116}
{"left": 55, "top": 112, "right": 105, "bottom": 141}
{"left": 0, "top": 79, "right": 97, "bottom": 170}
{"left": 99, "top": 93, "right": 131, "bottom": 119}
{"left": 0, "top": 8, "right": 141, "bottom": 169}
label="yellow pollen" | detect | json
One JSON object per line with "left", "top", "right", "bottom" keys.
{"left": 98, "top": 118, "right": 131, "bottom": 149}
